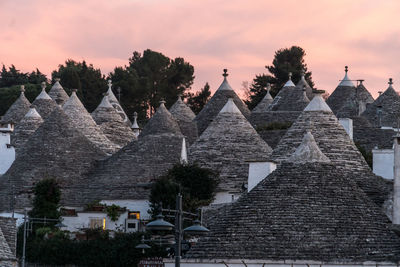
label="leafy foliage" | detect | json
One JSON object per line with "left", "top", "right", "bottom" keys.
{"left": 0, "top": 83, "right": 42, "bottom": 115}
{"left": 17, "top": 229, "right": 166, "bottom": 266}
{"left": 29, "top": 178, "right": 61, "bottom": 221}
{"left": 186, "top": 82, "right": 211, "bottom": 114}
{"left": 0, "top": 64, "right": 47, "bottom": 88}
{"left": 110, "top": 49, "right": 195, "bottom": 123}
{"left": 245, "top": 46, "right": 314, "bottom": 110}
{"left": 149, "top": 163, "right": 219, "bottom": 215}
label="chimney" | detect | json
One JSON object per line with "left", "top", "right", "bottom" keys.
{"left": 393, "top": 133, "right": 400, "bottom": 224}
{"left": 339, "top": 118, "right": 353, "bottom": 140}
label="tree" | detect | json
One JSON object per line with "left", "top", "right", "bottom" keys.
{"left": 149, "top": 163, "right": 219, "bottom": 215}
{"left": 29, "top": 178, "right": 61, "bottom": 221}
{"left": 245, "top": 46, "right": 314, "bottom": 110}
{"left": 51, "top": 60, "right": 107, "bottom": 112}
{"left": 0, "top": 84, "right": 42, "bottom": 115}
{"left": 186, "top": 82, "right": 212, "bottom": 114}
{"left": 109, "top": 49, "right": 195, "bottom": 121}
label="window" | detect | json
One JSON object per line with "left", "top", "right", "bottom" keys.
{"left": 90, "top": 218, "right": 106, "bottom": 230}
{"left": 127, "top": 223, "right": 137, "bottom": 229}
{"left": 128, "top": 211, "right": 140, "bottom": 219}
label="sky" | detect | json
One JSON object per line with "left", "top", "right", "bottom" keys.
{"left": 0, "top": 0, "right": 399, "bottom": 98}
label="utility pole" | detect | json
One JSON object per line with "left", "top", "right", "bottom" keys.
{"left": 22, "top": 210, "right": 27, "bottom": 267}
{"left": 175, "top": 194, "right": 182, "bottom": 267}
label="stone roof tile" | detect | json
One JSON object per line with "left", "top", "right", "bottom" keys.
{"left": 11, "top": 107, "right": 43, "bottom": 153}
{"left": 48, "top": 79, "right": 69, "bottom": 106}
{"left": 1, "top": 86, "right": 31, "bottom": 124}
{"left": 169, "top": 96, "right": 198, "bottom": 144}
{"left": 190, "top": 98, "right": 272, "bottom": 193}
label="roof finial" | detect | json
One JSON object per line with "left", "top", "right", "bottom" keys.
{"left": 41, "top": 82, "right": 46, "bottom": 90}
{"left": 72, "top": 89, "right": 78, "bottom": 93}
{"left": 222, "top": 69, "right": 228, "bottom": 78}
{"left": 300, "top": 70, "right": 305, "bottom": 77}
{"left": 131, "top": 111, "right": 140, "bottom": 136}
{"left": 265, "top": 83, "right": 271, "bottom": 91}
{"left": 160, "top": 99, "right": 166, "bottom": 106}
{"left": 108, "top": 80, "right": 112, "bottom": 89}
{"left": 389, "top": 78, "right": 394, "bottom": 86}
{"left": 345, "top": 66, "right": 348, "bottom": 73}
{"left": 288, "top": 72, "right": 292, "bottom": 80}
{"left": 20, "top": 85, "right": 25, "bottom": 93}
{"left": 55, "top": 78, "right": 61, "bottom": 82}
{"left": 180, "top": 137, "right": 188, "bottom": 164}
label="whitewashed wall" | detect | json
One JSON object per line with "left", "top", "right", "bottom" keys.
{"left": 61, "top": 211, "right": 129, "bottom": 232}
{"left": 248, "top": 162, "right": 276, "bottom": 192}
{"left": 372, "top": 148, "right": 393, "bottom": 179}
{"left": 339, "top": 118, "right": 353, "bottom": 140}
{"left": 0, "top": 129, "right": 15, "bottom": 174}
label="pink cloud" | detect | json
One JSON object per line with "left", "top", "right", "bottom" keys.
{"left": 0, "top": 0, "right": 399, "bottom": 99}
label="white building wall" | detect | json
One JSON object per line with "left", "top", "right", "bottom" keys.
{"left": 100, "top": 199, "right": 151, "bottom": 220}
{"left": 212, "top": 192, "right": 240, "bottom": 205}
{"left": 0, "top": 125, "right": 15, "bottom": 174}
{"left": 372, "top": 149, "right": 393, "bottom": 179}
{"left": 61, "top": 211, "right": 129, "bottom": 232}
{"left": 248, "top": 162, "right": 276, "bottom": 192}
{"left": 339, "top": 118, "right": 353, "bottom": 140}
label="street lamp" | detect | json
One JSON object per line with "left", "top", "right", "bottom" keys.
{"left": 135, "top": 236, "right": 151, "bottom": 254}
{"left": 145, "top": 194, "right": 209, "bottom": 267}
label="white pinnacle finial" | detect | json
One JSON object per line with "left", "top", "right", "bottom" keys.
{"left": 108, "top": 80, "right": 112, "bottom": 89}
{"left": 41, "top": 82, "right": 46, "bottom": 90}
{"left": 301, "top": 70, "right": 305, "bottom": 78}
{"left": 131, "top": 111, "right": 140, "bottom": 137}
{"left": 389, "top": 78, "right": 394, "bottom": 88}
{"left": 55, "top": 78, "right": 61, "bottom": 83}
{"left": 283, "top": 72, "right": 295, "bottom": 87}
{"left": 20, "top": 85, "right": 25, "bottom": 93}
{"left": 289, "top": 72, "right": 292, "bottom": 80}
{"left": 338, "top": 65, "right": 354, "bottom": 87}
{"left": 159, "top": 99, "right": 166, "bottom": 107}
{"left": 180, "top": 137, "right": 188, "bottom": 164}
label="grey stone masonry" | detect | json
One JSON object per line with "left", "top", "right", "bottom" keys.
{"left": 194, "top": 70, "right": 250, "bottom": 135}
{"left": 296, "top": 71, "right": 314, "bottom": 100}
{"left": 0, "top": 217, "right": 16, "bottom": 256}
{"left": 186, "top": 161, "right": 400, "bottom": 262}
{"left": 169, "top": 95, "right": 198, "bottom": 144}
{"left": 32, "top": 86, "right": 58, "bottom": 120}
{"left": 251, "top": 87, "right": 273, "bottom": 113}
{"left": 1, "top": 86, "right": 31, "bottom": 124}
{"left": 79, "top": 101, "right": 185, "bottom": 202}
{"left": 0, "top": 106, "right": 108, "bottom": 211}
{"left": 11, "top": 107, "right": 44, "bottom": 154}
{"left": 361, "top": 80, "right": 400, "bottom": 128}
{"left": 91, "top": 95, "right": 136, "bottom": 147}
{"left": 63, "top": 91, "right": 119, "bottom": 154}
{"left": 272, "top": 103, "right": 391, "bottom": 207}
{"left": 190, "top": 99, "right": 272, "bottom": 194}
{"left": 48, "top": 79, "right": 69, "bottom": 106}
{"left": 353, "top": 116, "right": 394, "bottom": 151}
{"left": 266, "top": 85, "right": 309, "bottom": 112}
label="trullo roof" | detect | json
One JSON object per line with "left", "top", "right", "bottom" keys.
{"left": 106, "top": 80, "right": 131, "bottom": 126}
{"left": 186, "top": 133, "right": 400, "bottom": 262}
{"left": 79, "top": 101, "right": 185, "bottom": 202}
{"left": 1, "top": 85, "right": 31, "bottom": 124}
{"left": 194, "top": 69, "right": 251, "bottom": 135}
{"left": 32, "top": 82, "right": 58, "bottom": 119}
{"left": 63, "top": 90, "right": 119, "bottom": 154}
{"left": 48, "top": 78, "right": 69, "bottom": 105}
{"left": 361, "top": 78, "right": 400, "bottom": 128}
{"left": 0, "top": 106, "right": 107, "bottom": 211}
{"left": 169, "top": 95, "right": 198, "bottom": 144}
{"left": 91, "top": 94, "right": 136, "bottom": 147}
{"left": 190, "top": 98, "right": 272, "bottom": 194}
{"left": 11, "top": 107, "right": 43, "bottom": 153}
{"left": 271, "top": 93, "right": 391, "bottom": 207}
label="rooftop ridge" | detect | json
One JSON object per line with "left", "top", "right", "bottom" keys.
{"left": 35, "top": 83, "right": 52, "bottom": 100}
{"left": 216, "top": 69, "right": 234, "bottom": 91}
{"left": 288, "top": 131, "right": 330, "bottom": 163}
{"left": 283, "top": 72, "right": 295, "bottom": 87}
{"left": 48, "top": 79, "right": 69, "bottom": 105}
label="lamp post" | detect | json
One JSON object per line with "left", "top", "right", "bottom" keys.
{"left": 21, "top": 211, "right": 66, "bottom": 267}
{"left": 145, "top": 194, "right": 209, "bottom": 267}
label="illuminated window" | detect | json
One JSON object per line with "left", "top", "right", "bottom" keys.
{"left": 128, "top": 211, "right": 140, "bottom": 219}
{"left": 90, "top": 218, "right": 105, "bottom": 229}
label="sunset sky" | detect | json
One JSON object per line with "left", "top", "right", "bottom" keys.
{"left": 0, "top": 0, "right": 399, "bottom": 98}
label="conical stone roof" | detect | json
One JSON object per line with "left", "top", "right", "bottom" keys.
{"left": 79, "top": 101, "right": 185, "bottom": 202}
{"left": 187, "top": 141, "right": 400, "bottom": 262}
{"left": 169, "top": 95, "right": 198, "bottom": 144}
{"left": 272, "top": 93, "right": 391, "bottom": 207}
{"left": 0, "top": 106, "right": 107, "bottom": 211}
{"left": 251, "top": 85, "right": 273, "bottom": 113}
{"left": 0, "top": 222, "right": 15, "bottom": 263}
{"left": 296, "top": 70, "right": 314, "bottom": 100}
{"left": 1, "top": 86, "right": 31, "bottom": 124}
{"left": 11, "top": 107, "right": 43, "bottom": 153}
{"left": 190, "top": 98, "right": 272, "bottom": 194}
{"left": 267, "top": 73, "right": 309, "bottom": 112}
{"left": 361, "top": 78, "right": 400, "bottom": 128}
{"left": 326, "top": 66, "right": 373, "bottom": 118}
{"left": 63, "top": 90, "right": 119, "bottom": 154}
{"left": 32, "top": 83, "right": 58, "bottom": 119}
{"left": 194, "top": 70, "right": 250, "bottom": 135}
{"left": 48, "top": 79, "right": 69, "bottom": 106}
{"left": 106, "top": 80, "right": 131, "bottom": 126}
{"left": 91, "top": 95, "right": 136, "bottom": 147}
